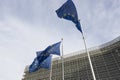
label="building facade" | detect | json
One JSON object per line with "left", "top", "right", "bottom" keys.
{"left": 22, "top": 36, "right": 120, "bottom": 80}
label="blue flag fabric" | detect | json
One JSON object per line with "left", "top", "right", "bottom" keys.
{"left": 29, "top": 56, "right": 52, "bottom": 72}
{"left": 36, "top": 41, "right": 61, "bottom": 69}
{"left": 29, "top": 57, "right": 39, "bottom": 72}
{"left": 37, "top": 41, "right": 61, "bottom": 56}
{"left": 29, "top": 41, "right": 61, "bottom": 72}
{"left": 47, "top": 41, "right": 61, "bottom": 55}
{"left": 36, "top": 51, "right": 42, "bottom": 56}
{"left": 56, "top": 0, "right": 82, "bottom": 33}
{"left": 39, "top": 55, "right": 52, "bottom": 69}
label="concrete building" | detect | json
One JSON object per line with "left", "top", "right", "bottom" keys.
{"left": 22, "top": 36, "right": 120, "bottom": 80}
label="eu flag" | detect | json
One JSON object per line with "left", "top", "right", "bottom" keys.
{"left": 39, "top": 55, "right": 52, "bottom": 69}
{"left": 37, "top": 41, "right": 61, "bottom": 56}
{"left": 47, "top": 41, "right": 61, "bottom": 55}
{"left": 36, "top": 41, "right": 61, "bottom": 68}
{"left": 29, "top": 57, "right": 39, "bottom": 72}
{"left": 29, "top": 42, "right": 61, "bottom": 72}
{"left": 56, "top": 0, "right": 82, "bottom": 33}
{"left": 29, "top": 56, "right": 52, "bottom": 72}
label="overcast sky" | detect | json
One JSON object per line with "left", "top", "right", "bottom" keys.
{"left": 0, "top": 0, "right": 120, "bottom": 80}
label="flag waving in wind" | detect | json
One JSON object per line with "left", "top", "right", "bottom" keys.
{"left": 56, "top": 0, "right": 82, "bottom": 33}
{"left": 39, "top": 55, "right": 52, "bottom": 69}
{"left": 29, "top": 41, "right": 61, "bottom": 73}
{"left": 29, "top": 55, "right": 52, "bottom": 72}
{"left": 36, "top": 41, "right": 61, "bottom": 65}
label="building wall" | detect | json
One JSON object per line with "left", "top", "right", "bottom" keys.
{"left": 22, "top": 38, "right": 120, "bottom": 80}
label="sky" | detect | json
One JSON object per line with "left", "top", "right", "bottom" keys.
{"left": 0, "top": 0, "right": 120, "bottom": 80}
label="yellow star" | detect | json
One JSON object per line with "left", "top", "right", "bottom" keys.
{"left": 63, "top": 13, "right": 66, "bottom": 16}
{"left": 72, "top": 14, "right": 75, "bottom": 17}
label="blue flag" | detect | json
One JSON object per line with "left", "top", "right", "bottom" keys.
{"left": 37, "top": 41, "right": 61, "bottom": 56}
{"left": 36, "top": 41, "right": 61, "bottom": 68}
{"left": 56, "top": 0, "right": 82, "bottom": 33}
{"left": 36, "top": 51, "right": 42, "bottom": 56}
{"left": 47, "top": 41, "right": 61, "bottom": 55}
{"left": 29, "top": 41, "right": 61, "bottom": 72}
{"left": 29, "top": 57, "right": 39, "bottom": 72}
{"left": 39, "top": 55, "right": 52, "bottom": 69}
{"left": 29, "top": 56, "right": 52, "bottom": 72}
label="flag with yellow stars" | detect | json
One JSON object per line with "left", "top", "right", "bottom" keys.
{"left": 56, "top": 0, "right": 82, "bottom": 33}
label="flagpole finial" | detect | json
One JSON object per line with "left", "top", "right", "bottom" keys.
{"left": 61, "top": 38, "right": 63, "bottom": 41}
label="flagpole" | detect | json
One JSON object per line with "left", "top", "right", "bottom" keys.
{"left": 50, "top": 55, "right": 53, "bottom": 80}
{"left": 80, "top": 24, "right": 96, "bottom": 80}
{"left": 61, "top": 38, "right": 64, "bottom": 80}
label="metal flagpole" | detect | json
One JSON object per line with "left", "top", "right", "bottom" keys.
{"left": 61, "top": 38, "right": 64, "bottom": 80}
{"left": 81, "top": 31, "right": 96, "bottom": 80}
{"left": 50, "top": 55, "right": 53, "bottom": 80}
